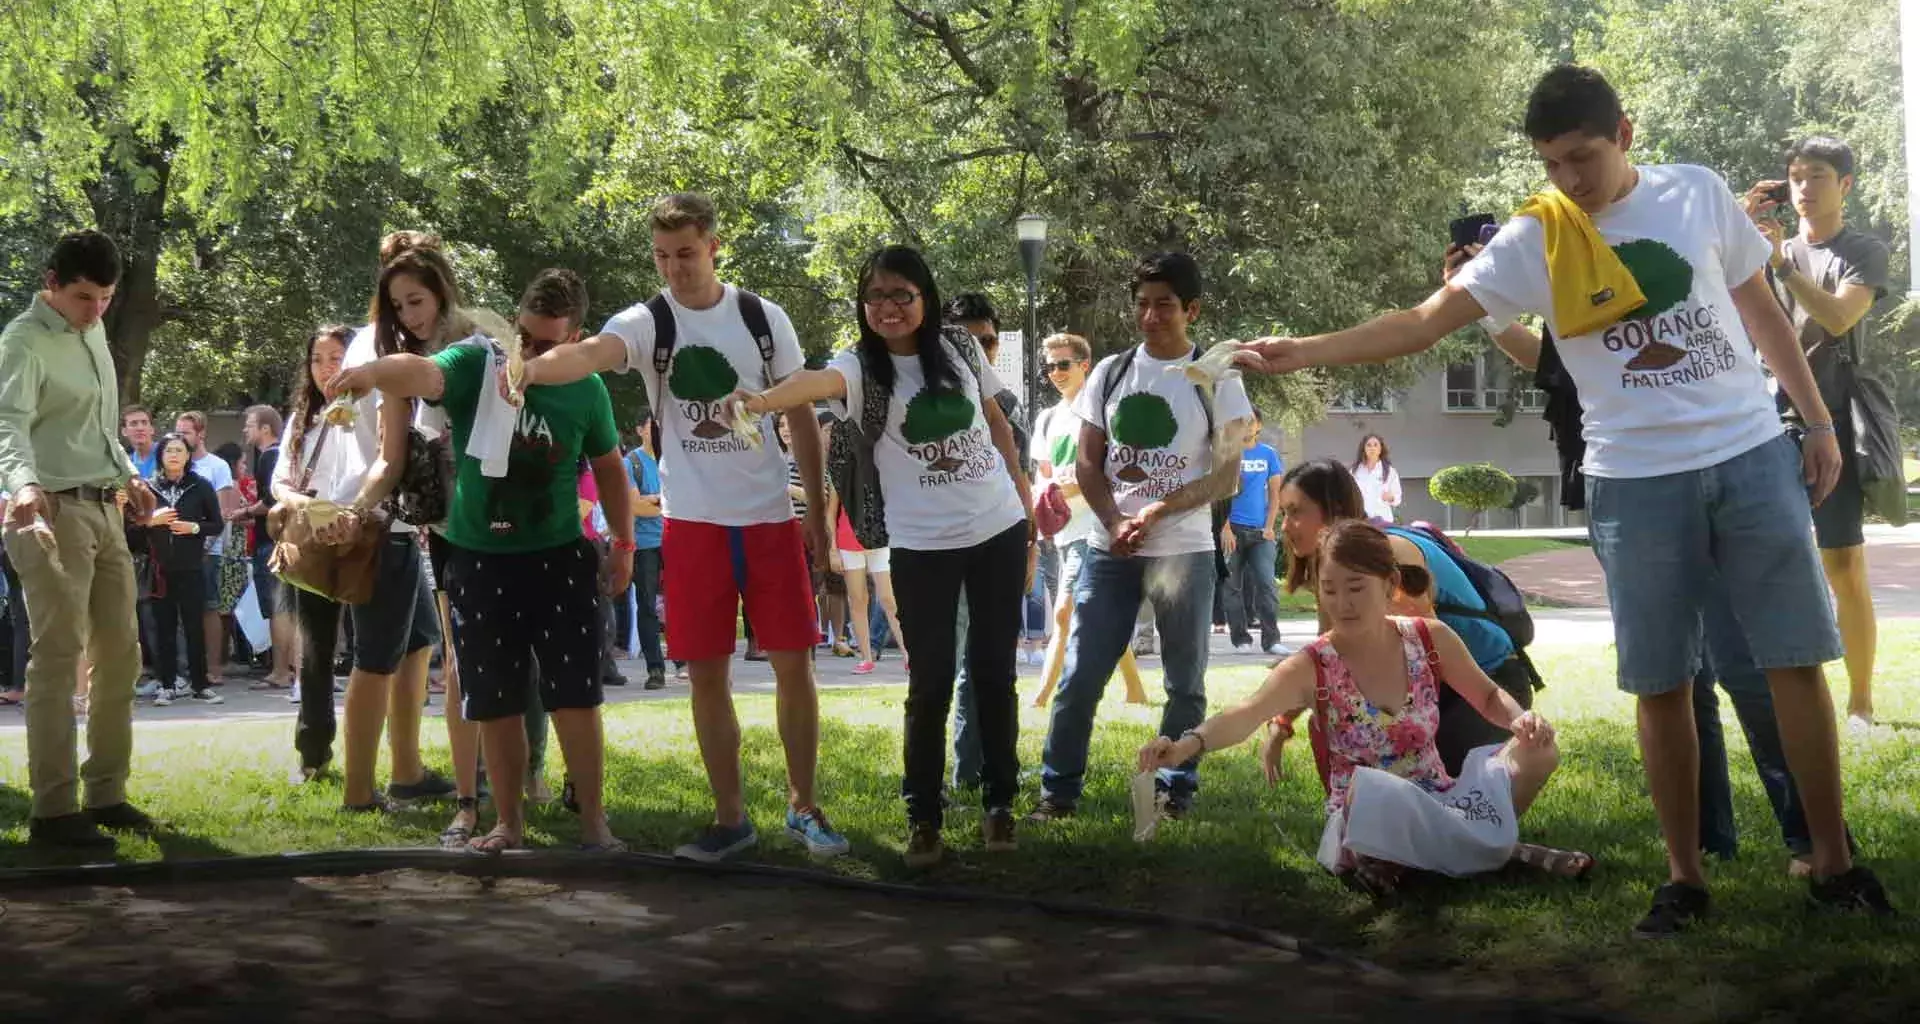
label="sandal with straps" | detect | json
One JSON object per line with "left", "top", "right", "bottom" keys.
{"left": 1511, "top": 842, "right": 1596, "bottom": 880}
{"left": 467, "top": 823, "right": 525, "bottom": 857}
{"left": 439, "top": 797, "right": 479, "bottom": 850}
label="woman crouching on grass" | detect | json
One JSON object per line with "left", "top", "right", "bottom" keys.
{"left": 1138, "top": 520, "right": 1591, "bottom": 896}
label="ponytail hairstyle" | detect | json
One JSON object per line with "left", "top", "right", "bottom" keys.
{"left": 371, "top": 232, "right": 464, "bottom": 358}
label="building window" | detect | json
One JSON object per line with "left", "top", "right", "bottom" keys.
{"left": 1444, "top": 352, "right": 1545, "bottom": 413}
{"left": 1327, "top": 389, "right": 1395, "bottom": 414}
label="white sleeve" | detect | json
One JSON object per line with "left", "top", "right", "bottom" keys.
{"left": 1212, "top": 375, "right": 1255, "bottom": 429}
{"left": 1451, "top": 216, "right": 1551, "bottom": 332}
{"left": 202, "top": 457, "right": 235, "bottom": 493}
{"left": 1704, "top": 166, "right": 1773, "bottom": 287}
{"left": 1386, "top": 466, "right": 1402, "bottom": 503}
{"left": 1072, "top": 356, "right": 1117, "bottom": 433}
{"left": 826, "top": 349, "right": 863, "bottom": 424}
{"left": 970, "top": 337, "right": 1007, "bottom": 397}
{"left": 271, "top": 435, "right": 298, "bottom": 493}
{"left": 600, "top": 303, "right": 657, "bottom": 377}
{"left": 766, "top": 300, "right": 805, "bottom": 384}
{"left": 1027, "top": 407, "right": 1052, "bottom": 465}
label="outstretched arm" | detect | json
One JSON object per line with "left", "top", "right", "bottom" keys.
{"left": 520, "top": 333, "right": 627, "bottom": 388}
{"left": 1139, "top": 652, "right": 1317, "bottom": 770}
{"left": 329, "top": 353, "right": 446, "bottom": 403}
{"left": 736, "top": 368, "right": 849, "bottom": 415}
{"left": 1235, "top": 285, "right": 1487, "bottom": 375}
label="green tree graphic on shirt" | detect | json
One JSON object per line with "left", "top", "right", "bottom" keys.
{"left": 902, "top": 389, "right": 976, "bottom": 473}
{"left": 668, "top": 346, "right": 740, "bottom": 438}
{"left": 1614, "top": 239, "right": 1696, "bottom": 371}
{"left": 1049, "top": 432, "right": 1077, "bottom": 467}
{"left": 1109, "top": 392, "right": 1177, "bottom": 483}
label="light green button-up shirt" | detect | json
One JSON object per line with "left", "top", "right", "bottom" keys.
{"left": 0, "top": 294, "right": 139, "bottom": 495}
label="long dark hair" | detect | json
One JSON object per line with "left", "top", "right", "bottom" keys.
{"left": 1351, "top": 433, "right": 1393, "bottom": 480}
{"left": 855, "top": 245, "right": 959, "bottom": 396}
{"left": 372, "top": 242, "right": 463, "bottom": 358}
{"left": 1281, "top": 458, "right": 1367, "bottom": 593}
{"left": 287, "top": 324, "right": 354, "bottom": 466}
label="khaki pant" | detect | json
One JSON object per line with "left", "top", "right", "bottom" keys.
{"left": 6, "top": 493, "right": 142, "bottom": 818}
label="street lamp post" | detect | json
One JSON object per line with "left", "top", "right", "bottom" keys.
{"left": 1016, "top": 214, "right": 1049, "bottom": 431}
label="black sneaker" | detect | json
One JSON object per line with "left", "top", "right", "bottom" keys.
{"left": 1633, "top": 882, "right": 1711, "bottom": 939}
{"left": 342, "top": 795, "right": 396, "bottom": 814}
{"left": 89, "top": 802, "right": 158, "bottom": 833}
{"left": 30, "top": 812, "right": 116, "bottom": 848}
{"left": 387, "top": 770, "right": 456, "bottom": 803}
{"left": 644, "top": 668, "right": 666, "bottom": 690}
{"left": 188, "top": 689, "right": 225, "bottom": 706}
{"left": 1024, "top": 798, "right": 1076, "bottom": 825}
{"left": 1810, "top": 866, "right": 1898, "bottom": 916}
{"left": 602, "top": 671, "right": 629, "bottom": 687}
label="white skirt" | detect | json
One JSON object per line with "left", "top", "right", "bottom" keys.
{"left": 1316, "top": 743, "right": 1519, "bottom": 878}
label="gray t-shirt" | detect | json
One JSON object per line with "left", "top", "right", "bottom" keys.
{"left": 1770, "top": 226, "right": 1890, "bottom": 418}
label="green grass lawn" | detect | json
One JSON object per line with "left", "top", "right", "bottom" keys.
{"left": 2, "top": 624, "right": 1915, "bottom": 1023}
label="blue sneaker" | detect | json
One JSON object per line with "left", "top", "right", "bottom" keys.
{"left": 785, "top": 806, "right": 851, "bottom": 858}
{"left": 674, "top": 820, "right": 758, "bottom": 863}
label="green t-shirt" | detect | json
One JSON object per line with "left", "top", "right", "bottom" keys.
{"left": 431, "top": 343, "right": 618, "bottom": 553}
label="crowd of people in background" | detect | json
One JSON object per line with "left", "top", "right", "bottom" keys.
{"left": 0, "top": 62, "right": 1898, "bottom": 937}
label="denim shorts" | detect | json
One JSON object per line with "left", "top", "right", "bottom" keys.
{"left": 349, "top": 534, "right": 440, "bottom": 675}
{"left": 1586, "top": 433, "right": 1842, "bottom": 695}
{"left": 1058, "top": 538, "right": 1090, "bottom": 602}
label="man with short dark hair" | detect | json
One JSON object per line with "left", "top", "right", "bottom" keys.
{"left": 1029, "top": 252, "right": 1253, "bottom": 824}
{"left": 1238, "top": 65, "right": 1893, "bottom": 931}
{"left": 234, "top": 404, "right": 295, "bottom": 687}
{"left": 0, "top": 230, "right": 158, "bottom": 848}
{"left": 174, "top": 410, "right": 237, "bottom": 685}
{"left": 1744, "top": 137, "right": 1889, "bottom": 732}
{"left": 1221, "top": 412, "right": 1286, "bottom": 656}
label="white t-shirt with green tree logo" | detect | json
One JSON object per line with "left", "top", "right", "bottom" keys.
{"left": 1074, "top": 347, "right": 1252, "bottom": 558}
{"left": 601, "top": 286, "right": 804, "bottom": 527}
{"left": 827, "top": 335, "right": 1025, "bottom": 552}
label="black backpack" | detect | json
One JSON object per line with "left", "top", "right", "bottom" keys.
{"left": 827, "top": 325, "right": 990, "bottom": 550}
{"left": 646, "top": 288, "right": 777, "bottom": 396}
{"left": 1097, "top": 345, "right": 1235, "bottom": 581}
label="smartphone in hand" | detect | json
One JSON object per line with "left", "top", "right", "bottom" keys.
{"left": 1449, "top": 213, "right": 1498, "bottom": 250}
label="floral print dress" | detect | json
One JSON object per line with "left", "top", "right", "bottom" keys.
{"left": 1307, "top": 617, "right": 1520, "bottom": 877}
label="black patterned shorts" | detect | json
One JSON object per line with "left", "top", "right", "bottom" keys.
{"left": 445, "top": 538, "right": 604, "bottom": 722}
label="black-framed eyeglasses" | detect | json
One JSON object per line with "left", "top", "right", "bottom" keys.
{"left": 860, "top": 288, "right": 920, "bottom": 308}
{"left": 1043, "top": 359, "right": 1081, "bottom": 373}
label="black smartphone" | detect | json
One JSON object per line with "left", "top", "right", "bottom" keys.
{"left": 1449, "top": 213, "right": 1497, "bottom": 249}
{"left": 1766, "top": 182, "right": 1790, "bottom": 204}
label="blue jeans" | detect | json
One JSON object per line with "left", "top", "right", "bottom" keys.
{"left": 632, "top": 548, "right": 665, "bottom": 671}
{"left": 1586, "top": 434, "right": 1842, "bottom": 694}
{"left": 1221, "top": 524, "right": 1279, "bottom": 649}
{"left": 1695, "top": 583, "right": 1823, "bottom": 858}
{"left": 1040, "top": 547, "right": 1214, "bottom": 806}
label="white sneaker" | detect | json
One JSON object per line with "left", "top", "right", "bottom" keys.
{"left": 1265, "top": 643, "right": 1295, "bottom": 657}
{"left": 1846, "top": 714, "right": 1874, "bottom": 735}
{"left": 135, "top": 679, "right": 159, "bottom": 699}
{"left": 1231, "top": 643, "right": 1255, "bottom": 655}
{"left": 287, "top": 688, "right": 302, "bottom": 704}
{"left": 188, "top": 689, "right": 225, "bottom": 706}
{"left": 153, "top": 686, "right": 176, "bottom": 707}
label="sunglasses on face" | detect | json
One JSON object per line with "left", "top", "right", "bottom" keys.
{"left": 1043, "top": 359, "right": 1081, "bottom": 373}
{"left": 860, "top": 288, "right": 920, "bottom": 308}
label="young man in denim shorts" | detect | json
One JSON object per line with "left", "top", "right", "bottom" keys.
{"left": 1237, "top": 65, "right": 1893, "bottom": 935}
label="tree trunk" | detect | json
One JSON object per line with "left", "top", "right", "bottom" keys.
{"left": 84, "top": 141, "right": 171, "bottom": 405}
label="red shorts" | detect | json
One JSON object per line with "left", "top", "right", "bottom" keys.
{"left": 663, "top": 518, "right": 819, "bottom": 661}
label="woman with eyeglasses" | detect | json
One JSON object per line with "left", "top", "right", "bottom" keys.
{"left": 1270, "top": 459, "right": 1538, "bottom": 784}
{"left": 728, "top": 245, "right": 1034, "bottom": 867}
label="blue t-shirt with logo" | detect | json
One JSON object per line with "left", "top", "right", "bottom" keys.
{"left": 626, "top": 448, "right": 664, "bottom": 551}
{"left": 1228, "top": 443, "right": 1283, "bottom": 528}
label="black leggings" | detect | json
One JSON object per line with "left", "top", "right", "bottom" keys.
{"left": 890, "top": 521, "right": 1028, "bottom": 826}
{"left": 295, "top": 589, "right": 342, "bottom": 771}
{"left": 153, "top": 563, "right": 210, "bottom": 693}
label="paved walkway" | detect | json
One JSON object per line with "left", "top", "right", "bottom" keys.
{"left": 0, "top": 633, "right": 1315, "bottom": 733}
{"left": 1503, "top": 524, "right": 1920, "bottom": 618}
